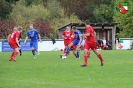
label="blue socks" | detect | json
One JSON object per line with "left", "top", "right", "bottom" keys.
{"left": 65, "top": 47, "right": 70, "bottom": 55}
{"left": 32, "top": 50, "right": 36, "bottom": 56}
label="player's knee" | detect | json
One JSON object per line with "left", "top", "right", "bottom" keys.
{"left": 31, "top": 48, "right": 34, "bottom": 50}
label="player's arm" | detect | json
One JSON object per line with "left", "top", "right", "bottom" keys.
{"left": 83, "top": 33, "right": 90, "bottom": 37}
{"left": 24, "top": 36, "right": 28, "bottom": 43}
{"left": 38, "top": 34, "right": 42, "bottom": 43}
{"left": 78, "top": 34, "right": 82, "bottom": 46}
{"left": 16, "top": 32, "right": 21, "bottom": 47}
{"left": 24, "top": 32, "right": 29, "bottom": 43}
{"left": 62, "top": 32, "right": 65, "bottom": 39}
{"left": 16, "top": 38, "right": 20, "bottom": 47}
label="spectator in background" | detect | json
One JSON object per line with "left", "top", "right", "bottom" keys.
{"left": 97, "top": 37, "right": 103, "bottom": 50}
{"left": 102, "top": 36, "right": 108, "bottom": 50}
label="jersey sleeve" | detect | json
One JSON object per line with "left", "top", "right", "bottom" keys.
{"left": 62, "top": 31, "right": 65, "bottom": 36}
{"left": 36, "top": 30, "right": 39, "bottom": 35}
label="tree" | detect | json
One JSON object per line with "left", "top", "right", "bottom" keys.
{"left": 9, "top": 0, "right": 50, "bottom": 38}
{"left": 0, "top": 0, "right": 12, "bottom": 19}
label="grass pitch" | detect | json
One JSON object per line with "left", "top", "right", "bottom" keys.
{"left": 0, "top": 50, "right": 133, "bottom": 88}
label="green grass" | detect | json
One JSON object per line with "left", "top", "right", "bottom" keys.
{"left": 0, "top": 50, "right": 133, "bottom": 88}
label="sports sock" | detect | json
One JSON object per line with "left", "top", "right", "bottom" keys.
{"left": 88, "top": 51, "right": 90, "bottom": 58}
{"left": 97, "top": 53, "right": 104, "bottom": 63}
{"left": 12, "top": 51, "right": 18, "bottom": 58}
{"left": 19, "top": 49, "right": 22, "bottom": 54}
{"left": 32, "top": 50, "right": 36, "bottom": 56}
{"left": 76, "top": 50, "right": 80, "bottom": 58}
{"left": 10, "top": 52, "right": 14, "bottom": 58}
{"left": 84, "top": 55, "right": 88, "bottom": 65}
{"left": 65, "top": 47, "right": 70, "bottom": 55}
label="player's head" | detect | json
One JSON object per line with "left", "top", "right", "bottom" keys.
{"left": 72, "top": 26, "right": 77, "bottom": 32}
{"left": 13, "top": 27, "right": 18, "bottom": 31}
{"left": 17, "top": 26, "right": 23, "bottom": 32}
{"left": 66, "top": 26, "right": 70, "bottom": 31}
{"left": 85, "top": 20, "right": 90, "bottom": 26}
{"left": 29, "top": 24, "right": 34, "bottom": 30}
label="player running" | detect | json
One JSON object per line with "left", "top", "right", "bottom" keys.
{"left": 62, "top": 26, "right": 73, "bottom": 54}
{"left": 81, "top": 20, "right": 104, "bottom": 67}
{"left": 24, "top": 24, "right": 42, "bottom": 58}
{"left": 18, "top": 30, "right": 22, "bottom": 56}
{"left": 8, "top": 27, "right": 23, "bottom": 61}
{"left": 61, "top": 26, "right": 83, "bottom": 59}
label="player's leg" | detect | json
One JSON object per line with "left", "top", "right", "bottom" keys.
{"left": 9, "top": 43, "right": 18, "bottom": 61}
{"left": 63, "top": 40, "right": 68, "bottom": 54}
{"left": 65, "top": 43, "right": 73, "bottom": 56}
{"left": 92, "top": 43, "right": 104, "bottom": 66}
{"left": 72, "top": 45, "right": 77, "bottom": 58}
{"left": 33, "top": 42, "right": 38, "bottom": 58}
{"left": 19, "top": 48, "right": 22, "bottom": 56}
{"left": 19, "top": 42, "right": 22, "bottom": 56}
{"left": 81, "top": 43, "right": 90, "bottom": 67}
{"left": 30, "top": 42, "right": 36, "bottom": 57}
{"left": 11, "top": 47, "right": 19, "bottom": 61}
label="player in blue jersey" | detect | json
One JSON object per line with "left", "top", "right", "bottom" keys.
{"left": 24, "top": 24, "right": 42, "bottom": 58}
{"left": 61, "top": 26, "right": 83, "bottom": 59}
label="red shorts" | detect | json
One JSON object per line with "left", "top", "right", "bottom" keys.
{"left": 64, "top": 39, "right": 71, "bottom": 46}
{"left": 71, "top": 45, "right": 77, "bottom": 50}
{"left": 9, "top": 42, "right": 18, "bottom": 49}
{"left": 84, "top": 42, "right": 97, "bottom": 50}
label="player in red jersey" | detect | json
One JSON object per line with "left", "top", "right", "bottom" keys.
{"left": 62, "top": 26, "right": 73, "bottom": 54}
{"left": 81, "top": 20, "right": 104, "bottom": 67}
{"left": 8, "top": 27, "right": 23, "bottom": 62}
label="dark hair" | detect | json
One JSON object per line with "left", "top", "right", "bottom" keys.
{"left": 72, "top": 26, "right": 76, "bottom": 30}
{"left": 85, "top": 20, "right": 90, "bottom": 25}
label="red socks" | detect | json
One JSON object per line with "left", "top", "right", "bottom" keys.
{"left": 84, "top": 55, "right": 88, "bottom": 65}
{"left": 12, "top": 52, "right": 18, "bottom": 59}
{"left": 97, "top": 53, "right": 104, "bottom": 63}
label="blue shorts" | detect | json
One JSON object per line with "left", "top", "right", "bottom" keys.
{"left": 72, "top": 39, "right": 82, "bottom": 46}
{"left": 30, "top": 41, "right": 38, "bottom": 50}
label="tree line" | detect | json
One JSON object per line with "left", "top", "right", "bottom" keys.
{"left": 0, "top": 0, "right": 133, "bottom": 38}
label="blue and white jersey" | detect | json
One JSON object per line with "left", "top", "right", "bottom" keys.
{"left": 74, "top": 30, "right": 82, "bottom": 40}
{"left": 27, "top": 29, "right": 39, "bottom": 42}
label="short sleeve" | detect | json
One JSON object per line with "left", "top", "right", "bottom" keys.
{"left": 78, "top": 30, "right": 82, "bottom": 35}
{"left": 36, "top": 30, "right": 39, "bottom": 35}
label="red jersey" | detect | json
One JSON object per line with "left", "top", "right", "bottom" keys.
{"left": 85, "top": 25, "right": 96, "bottom": 43}
{"left": 70, "top": 32, "right": 75, "bottom": 42}
{"left": 62, "top": 30, "right": 72, "bottom": 40}
{"left": 9, "top": 30, "right": 20, "bottom": 43}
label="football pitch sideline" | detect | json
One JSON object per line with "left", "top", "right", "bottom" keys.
{"left": 0, "top": 50, "right": 133, "bottom": 88}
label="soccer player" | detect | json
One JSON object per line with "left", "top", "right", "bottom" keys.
{"left": 18, "top": 29, "right": 22, "bottom": 56}
{"left": 81, "top": 20, "right": 104, "bottom": 67}
{"left": 62, "top": 26, "right": 73, "bottom": 54}
{"left": 62, "top": 26, "right": 83, "bottom": 59}
{"left": 24, "top": 24, "right": 42, "bottom": 58}
{"left": 8, "top": 26, "right": 23, "bottom": 61}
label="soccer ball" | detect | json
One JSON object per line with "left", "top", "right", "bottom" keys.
{"left": 62, "top": 55, "right": 66, "bottom": 59}
{"left": 60, "top": 54, "right": 67, "bottom": 59}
